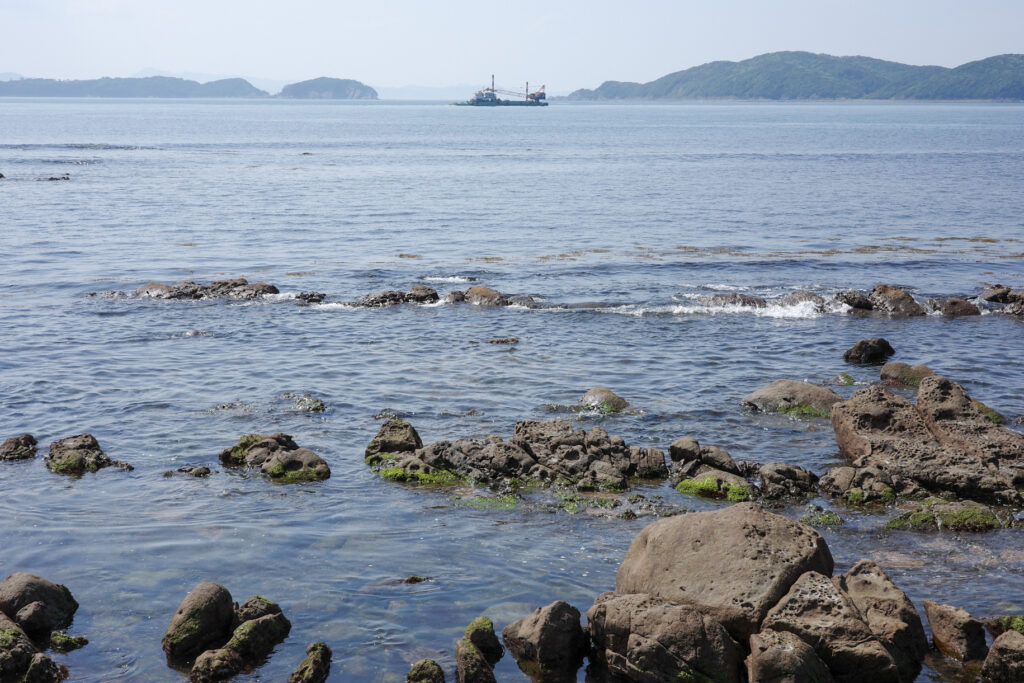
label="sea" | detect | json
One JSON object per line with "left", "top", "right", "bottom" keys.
{"left": 1, "top": 98, "right": 1023, "bottom": 681}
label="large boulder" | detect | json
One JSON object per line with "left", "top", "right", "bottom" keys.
{"left": 922, "top": 600, "right": 987, "bottom": 662}
{"left": 746, "top": 628, "right": 834, "bottom": 683}
{"left": 761, "top": 571, "right": 899, "bottom": 682}
{"left": 579, "top": 387, "right": 629, "bottom": 413}
{"left": 220, "top": 433, "right": 330, "bottom": 482}
{"left": 162, "top": 582, "right": 236, "bottom": 664}
{"left": 0, "top": 573, "right": 78, "bottom": 637}
{"left": 0, "top": 434, "right": 37, "bottom": 460}
{"left": 586, "top": 592, "right": 744, "bottom": 683}
{"left": 869, "top": 285, "right": 924, "bottom": 317}
{"left": 45, "top": 433, "right": 132, "bottom": 474}
{"left": 843, "top": 338, "right": 895, "bottom": 364}
{"left": 615, "top": 503, "right": 833, "bottom": 640}
{"left": 981, "top": 630, "right": 1024, "bottom": 683}
{"left": 833, "top": 560, "right": 927, "bottom": 682}
{"left": 364, "top": 420, "right": 422, "bottom": 465}
{"left": 502, "top": 601, "right": 587, "bottom": 681}
{"left": 742, "top": 380, "right": 840, "bottom": 417}
{"left": 464, "top": 286, "right": 506, "bottom": 307}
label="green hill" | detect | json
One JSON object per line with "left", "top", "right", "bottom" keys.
{"left": 277, "top": 77, "right": 377, "bottom": 100}
{"left": 0, "top": 76, "right": 268, "bottom": 97}
{"left": 567, "top": 52, "right": 1024, "bottom": 101}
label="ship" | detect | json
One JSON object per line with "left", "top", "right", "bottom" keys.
{"left": 454, "top": 75, "right": 548, "bottom": 106}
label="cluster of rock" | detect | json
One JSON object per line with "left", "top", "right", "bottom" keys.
{"left": 161, "top": 582, "right": 326, "bottom": 682}
{"left": 836, "top": 282, "right": 1024, "bottom": 319}
{"left": 922, "top": 600, "right": 1024, "bottom": 681}
{"left": 0, "top": 572, "right": 83, "bottom": 682}
{"left": 357, "top": 284, "right": 543, "bottom": 309}
{"left": 358, "top": 285, "right": 440, "bottom": 306}
{"left": 134, "top": 278, "right": 280, "bottom": 300}
{"left": 824, "top": 374, "right": 1024, "bottom": 506}
{"left": 366, "top": 418, "right": 667, "bottom": 492}
{"left": 2, "top": 432, "right": 135, "bottom": 474}
{"left": 219, "top": 433, "right": 330, "bottom": 483}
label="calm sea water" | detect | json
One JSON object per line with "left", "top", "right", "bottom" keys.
{"left": 1, "top": 99, "right": 1023, "bottom": 681}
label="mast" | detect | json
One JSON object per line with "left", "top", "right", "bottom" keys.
{"left": 491, "top": 74, "right": 494, "bottom": 92}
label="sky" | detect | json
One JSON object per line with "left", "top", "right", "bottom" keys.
{"left": 1, "top": 0, "right": 1022, "bottom": 93}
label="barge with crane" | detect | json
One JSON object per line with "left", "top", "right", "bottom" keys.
{"left": 455, "top": 75, "right": 548, "bottom": 106}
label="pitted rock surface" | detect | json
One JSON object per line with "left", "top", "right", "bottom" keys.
{"left": 134, "top": 278, "right": 279, "bottom": 300}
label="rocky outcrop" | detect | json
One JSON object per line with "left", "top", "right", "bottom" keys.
{"left": 502, "top": 601, "right": 587, "bottom": 681}
{"left": 869, "top": 285, "right": 925, "bottom": 317}
{"left": 981, "top": 630, "right": 1024, "bottom": 683}
{"left": 219, "top": 433, "right": 330, "bottom": 482}
{"left": 579, "top": 387, "right": 628, "bottom": 413}
{"left": 369, "top": 420, "right": 667, "bottom": 492}
{"left": 407, "top": 659, "right": 446, "bottom": 682}
{"left": 455, "top": 617, "right": 501, "bottom": 683}
{"left": 843, "top": 337, "right": 895, "bottom": 364}
{"left": 359, "top": 286, "right": 439, "bottom": 307}
{"left": 45, "top": 433, "right": 132, "bottom": 474}
{"left": 923, "top": 600, "right": 987, "bottom": 662}
{"left": 0, "top": 573, "right": 78, "bottom": 639}
{"left": 134, "top": 278, "right": 279, "bottom": 300}
{"left": 0, "top": 612, "right": 65, "bottom": 683}
{"left": 880, "top": 362, "right": 935, "bottom": 388}
{"left": 741, "top": 379, "right": 840, "bottom": 417}
{"left": 927, "top": 297, "right": 980, "bottom": 317}
{"left": 829, "top": 377, "right": 1024, "bottom": 505}
{"left": 364, "top": 420, "right": 423, "bottom": 465}
{"left": 885, "top": 499, "right": 1006, "bottom": 532}
{"left": 699, "top": 292, "right": 767, "bottom": 308}
{"left": 0, "top": 434, "right": 36, "bottom": 460}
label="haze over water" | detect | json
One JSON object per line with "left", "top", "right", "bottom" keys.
{"left": 2, "top": 99, "right": 1024, "bottom": 681}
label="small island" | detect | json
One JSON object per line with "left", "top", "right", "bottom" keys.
{"left": 277, "top": 77, "right": 378, "bottom": 100}
{"left": 0, "top": 75, "right": 378, "bottom": 99}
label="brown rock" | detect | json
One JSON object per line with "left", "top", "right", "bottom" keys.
{"left": 981, "top": 630, "right": 1024, "bottom": 683}
{"left": 615, "top": 503, "right": 833, "bottom": 640}
{"left": 843, "top": 338, "right": 895, "bottom": 364}
{"left": 922, "top": 600, "right": 987, "bottom": 662}
{"left": 22, "top": 652, "right": 65, "bottom": 683}
{"left": 406, "top": 285, "right": 439, "bottom": 303}
{"left": 819, "top": 465, "right": 903, "bottom": 504}
{"left": 234, "top": 596, "right": 282, "bottom": 624}
{"left": 463, "top": 617, "right": 502, "bottom": 668}
{"left": 365, "top": 420, "right": 423, "bottom": 464}
{"left": 0, "top": 434, "right": 37, "bottom": 460}
{"left": 835, "top": 290, "right": 873, "bottom": 310}
{"left": 502, "top": 601, "right": 587, "bottom": 681}
{"left": 455, "top": 637, "right": 495, "bottom": 683}
{"left": 464, "top": 286, "right": 505, "bottom": 307}
{"left": 762, "top": 571, "right": 899, "bottom": 682}
{"left": 758, "top": 462, "right": 818, "bottom": 500}
{"left": 45, "top": 433, "right": 131, "bottom": 475}
{"left": 699, "top": 292, "right": 767, "bottom": 308}
{"left": 928, "top": 297, "right": 980, "bottom": 317}
{"left": 579, "top": 387, "right": 629, "bottom": 413}
{"left": 0, "top": 613, "right": 37, "bottom": 682}
{"left": 746, "top": 628, "right": 834, "bottom": 683}
{"left": 586, "top": 592, "right": 743, "bottom": 683}
{"left": 0, "top": 572, "right": 78, "bottom": 637}
{"left": 743, "top": 379, "right": 841, "bottom": 416}
{"left": 223, "top": 611, "right": 291, "bottom": 662}
{"left": 189, "top": 648, "right": 243, "bottom": 682}
{"left": 880, "top": 362, "right": 935, "bottom": 388}
{"left": 980, "top": 285, "right": 1012, "bottom": 303}
{"left": 162, "top": 582, "right": 236, "bottom": 664}
{"left": 668, "top": 437, "right": 701, "bottom": 463}
{"left": 288, "top": 642, "right": 332, "bottom": 683}
{"left": 869, "top": 285, "right": 925, "bottom": 317}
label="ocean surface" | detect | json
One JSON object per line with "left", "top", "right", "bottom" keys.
{"left": 1, "top": 99, "right": 1023, "bottom": 681}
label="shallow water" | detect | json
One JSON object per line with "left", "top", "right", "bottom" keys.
{"left": 1, "top": 99, "right": 1023, "bottom": 681}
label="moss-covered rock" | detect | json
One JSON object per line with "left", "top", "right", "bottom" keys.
{"left": 675, "top": 473, "right": 752, "bottom": 502}
{"left": 407, "top": 658, "right": 445, "bottom": 683}
{"left": 579, "top": 387, "right": 629, "bottom": 413}
{"left": 885, "top": 499, "right": 1004, "bottom": 532}
{"left": 380, "top": 467, "right": 465, "bottom": 486}
{"left": 45, "top": 433, "right": 132, "bottom": 475}
{"left": 365, "top": 420, "right": 422, "bottom": 464}
{"left": 972, "top": 398, "right": 1006, "bottom": 424}
{"left": 49, "top": 631, "right": 88, "bottom": 652}
{"left": 799, "top": 508, "right": 844, "bottom": 527}
{"left": 220, "top": 433, "right": 330, "bottom": 483}
{"left": 161, "top": 582, "right": 236, "bottom": 665}
{"left": 464, "top": 616, "right": 503, "bottom": 667}
{"left": 288, "top": 641, "right": 332, "bottom": 683}
{"left": 0, "top": 433, "right": 37, "bottom": 460}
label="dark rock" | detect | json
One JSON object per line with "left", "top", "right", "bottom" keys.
{"left": 758, "top": 462, "right": 818, "bottom": 500}
{"left": 1006, "top": 300, "right": 1024, "bottom": 317}
{"left": 985, "top": 616, "right": 1024, "bottom": 639}
{"left": 587, "top": 592, "right": 743, "bottom": 683}
{"left": 699, "top": 292, "right": 767, "bottom": 308}
{"left": 488, "top": 337, "right": 518, "bottom": 344}
{"left": 779, "top": 291, "right": 827, "bottom": 311}
{"left": 162, "top": 582, "right": 236, "bottom": 664}
{"left": 295, "top": 291, "right": 326, "bottom": 304}
{"left": 48, "top": 632, "right": 87, "bottom": 652}
{"left": 23, "top": 652, "right": 66, "bottom": 683}
{"left": 190, "top": 647, "right": 243, "bottom": 682}
{"left": 289, "top": 643, "right": 332, "bottom": 683}
{"left": 406, "top": 285, "right": 439, "bottom": 303}
{"left": 819, "top": 465, "right": 903, "bottom": 505}
{"left": 981, "top": 630, "right": 1024, "bottom": 683}
{"left": 843, "top": 338, "right": 895, "bottom": 364}
{"left": 407, "top": 658, "right": 445, "bottom": 683}
{"left": 885, "top": 499, "right": 1005, "bottom": 532}
{"left": 464, "top": 286, "right": 506, "bottom": 307}
{"left": 188, "top": 466, "right": 212, "bottom": 477}
{"left": 923, "top": 600, "right": 987, "bottom": 662}
{"left": 980, "top": 285, "right": 1012, "bottom": 303}
{"left": 359, "top": 290, "right": 407, "bottom": 307}
{"left": 134, "top": 278, "right": 278, "bottom": 301}
{"left": 835, "top": 290, "right": 873, "bottom": 310}
{"left": 668, "top": 437, "right": 700, "bottom": 463}
{"left": 834, "top": 559, "right": 928, "bottom": 682}
{"left": 742, "top": 379, "right": 841, "bottom": 417}
{"left": 0, "top": 434, "right": 37, "bottom": 460}
{"left": 762, "top": 571, "right": 899, "bottom": 682}
{"left": 615, "top": 503, "right": 833, "bottom": 640}
{"left": 444, "top": 290, "right": 466, "bottom": 304}
{"left": 746, "top": 628, "right": 834, "bottom": 683}
{"left": 869, "top": 285, "right": 925, "bottom": 317}
{"left": 234, "top": 596, "right": 282, "bottom": 625}
{"left": 0, "top": 612, "right": 38, "bottom": 681}
{"left": 579, "top": 387, "right": 629, "bottom": 413}
{"left": 45, "top": 433, "right": 132, "bottom": 474}
{"left": 0, "top": 572, "right": 78, "bottom": 637}
{"left": 880, "top": 362, "right": 935, "bottom": 388}
{"left": 502, "top": 601, "right": 587, "bottom": 681}
{"left": 699, "top": 445, "right": 739, "bottom": 475}
{"left": 464, "top": 617, "right": 502, "bottom": 668}
{"left": 223, "top": 612, "right": 291, "bottom": 664}
{"left": 928, "top": 297, "right": 980, "bottom": 317}
{"left": 455, "top": 636, "right": 496, "bottom": 683}
{"left": 506, "top": 295, "right": 540, "bottom": 308}
{"left": 364, "top": 420, "right": 423, "bottom": 465}
{"left": 282, "top": 392, "right": 326, "bottom": 413}
{"left": 219, "top": 433, "right": 329, "bottom": 482}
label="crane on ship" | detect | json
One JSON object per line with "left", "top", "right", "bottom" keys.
{"left": 485, "top": 74, "right": 547, "bottom": 102}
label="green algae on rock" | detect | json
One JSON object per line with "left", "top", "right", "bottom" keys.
{"left": 579, "top": 386, "right": 629, "bottom": 413}
{"left": 885, "top": 499, "right": 1005, "bottom": 532}
{"left": 675, "top": 474, "right": 752, "bottom": 502}
{"left": 45, "top": 433, "right": 133, "bottom": 475}
{"left": 288, "top": 641, "right": 331, "bottom": 683}
{"left": 219, "top": 433, "right": 330, "bottom": 483}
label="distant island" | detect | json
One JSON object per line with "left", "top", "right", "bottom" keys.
{"left": 0, "top": 75, "right": 377, "bottom": 99}
{"left": 567, "top": 52, "right": 1024, "bottom": 101}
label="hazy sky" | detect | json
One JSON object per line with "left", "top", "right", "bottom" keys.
{"left": 1, "top": 0, "right": 1022, "bottom": 91}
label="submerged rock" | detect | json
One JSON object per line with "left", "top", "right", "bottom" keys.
{"left": 880, "top": 361, "right": 935, "bottom": 388}
{"left": 0, "top": 434, "right": 37, "bottom": 460}
{"left": 464, "top": 285, "right": 506, "bottom": 307}
{"left": 779, "top": 290, "right": 827, "bottom": 311}
{"left": 981, "top": 630, "right": 1024, "bottom": 683}
{"left": 219, "top": 433, "right": 330, "bottom": 483}
{"left": 927, "top": 297, "right": 980, "bottom": 317}
{"left": 885, "top": 499, "right": 1006, "bottom": 532}
{"left": 133, "top": 278, "right": 279, "bottom": 301}
{"left": 579, "top": 387, "right": 629, "bottom": 413}
{"left": 407, "top": 659, "right": 445, "bottom": 683}
{"left": 869, "top": 285, "right": 925, "bottom": 317}
{"left": 741, "top": 379, "right": 840, "bottom": 417}
{"left": 502, "top": 601, "right": 587, "bottom": 681}
{"left": 843, "top": 337, "right": 895, "bottom": 364}
{"left": 835, "top": 290, "right": 873, "bottom": 310}
{"left": 698, "top": 292, "right": 767, "bottom": 308}
{"left": 45, "top": 433, "right": 132, "bottom": 475}
{"left": 0, "top": 572, "right": 78, "bottom": 638}
{"left": 923, "top": 600, "right": 988, "bottom": 662}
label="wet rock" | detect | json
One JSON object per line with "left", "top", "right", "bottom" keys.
{"left": 742, "top": 379, "right": 841, "bottom": 417}
{"left": 502, "top": 601, "right": 587, "bottom": 681}
{"left": 455, "top": 635, "right": 496, "bottom": 683}
{"left": 699, "top": 445, "right": 739, "bottom": 474}
{"left": 359, "top": 290, "right": 407, "bottom": 307}
{"left": 923, "top": 600, "right": 988, "bottom": 662}
{"left": 819, "top": 465, "right": 903, "bottom": 505}
{"left": 488, "top": 337, "right": 518, "bottom": 344}
{"left": 746, "top": 628, "right": 834, "bottom": 683}
{"left": 234, "top": 596, "right": 282, "bottom": 624}
{"left": 407, "top": 285, "right": 439, "bottom": 303}
{"left": 295, "top": 291, "right": 326, "bottom": 304}
{"left": 364, "top": 419, "right": 423, "bottom": 465}
{"left": 800, "top": 506, "right": 844, "bottom": 528}
{"left": 282, "top": 392, "right": 326, "bottom": 413}
{"left": 136, "top": 282, "right": 177, "bottom": 298}
{"left": 464, "top": 617, "right": 502, "bottom": 668}
{"left": 507, "top": 295, "right": 541, "bottom": 308}
{"left": 0, "top": 612, "right": 39, "bottom": 680}
{"left": 615, "top": 503, "right": 833, "bottom": 640}
{"left": 843, "top": 337, "right": 895, "bottom": 364}
{"left": 587, "top": 592, "right": 743, "bottom": 683}
{"left": 834, "top": 559, "right": 928, "bottom": 682}
{"left": 223, "top": 611, "right": 291, "bottom": 663}
{"left": 674, "top": 466, "right": 754, "bottom": 502}
{"left": 48, "top": 632, "right": 87, "bottom": 652}
{"left": 45, "top": 433, "right": 132, "bottom": 475}
{"left": 985, "top": 616, "right": 1024, "bottom": 638}
{"left": 758, "top": 462, "right": 818, "bottom": 500}
{"left": 880, "top": 362, "right": 935, "bottom": 388}
{"left": 579, "top": 387, "right": 629, "bottom": 413}
{"left": 1006, "top": 300, "right": 1024, "bottom": 317}
{"left": 885, "top": 499, "right": 1005, "bottom": 532}
{"left": 699, "top": 292, "right": 767, "bottom": 308}
{"left": 980, "top": 285, "right": 1012, "bottom": 303}
{"left": 830, "top": 378, "right": 1024, "bottom": 505}
{"left": 779, "top": 290, "right": 827, "bottom": 311}
{"left": 835, "top": 290, "right": 873, "bottom": 310}
{"left": 668, "top": 436, "right": 701, "bottom": 463}
{"left": 134, "top": 278, "right": 278, "bottom": 301}
{"left": 762, "top": 571, "right": 899, "bottom": 682}
{"left": 0, "top": 434, "right": 37, "bottom": 460}
{"left": 927, "top": 297, "right": 980, "bottom": 317}
{"left": 0, "top": 572, "right": 78, "bottom": 637}
{"left": 407, "top": 658, "right": 445, "bottom": 683}
{"left": 981, "top": 630, "right": 1024, "bottom": 683}
{"left": 869, "top": 285, "right": 925, "bottom": 317}
{"left": 162, "top": 582, "right": 236, "bottom": 664}
{"left": 464, "top": 286, "right": 506, "bottom": 307}
{"left": 190, "top": 648, "right": 244, "bottom": 682}
{"left": 23, "top": 652, "right": 65, "bottom": 682}
{"left": 287, "top": 642, "right": 331, "bottom": 683}
{"left": 444, "top": 290, "right": 466, "bottom": 304}
{"left": 219, "top": 433, "right": 330, "bottom": 482}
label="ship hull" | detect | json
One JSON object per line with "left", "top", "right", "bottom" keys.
{"left": 454, "top": 100, "right": 548, "bottom": 106}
